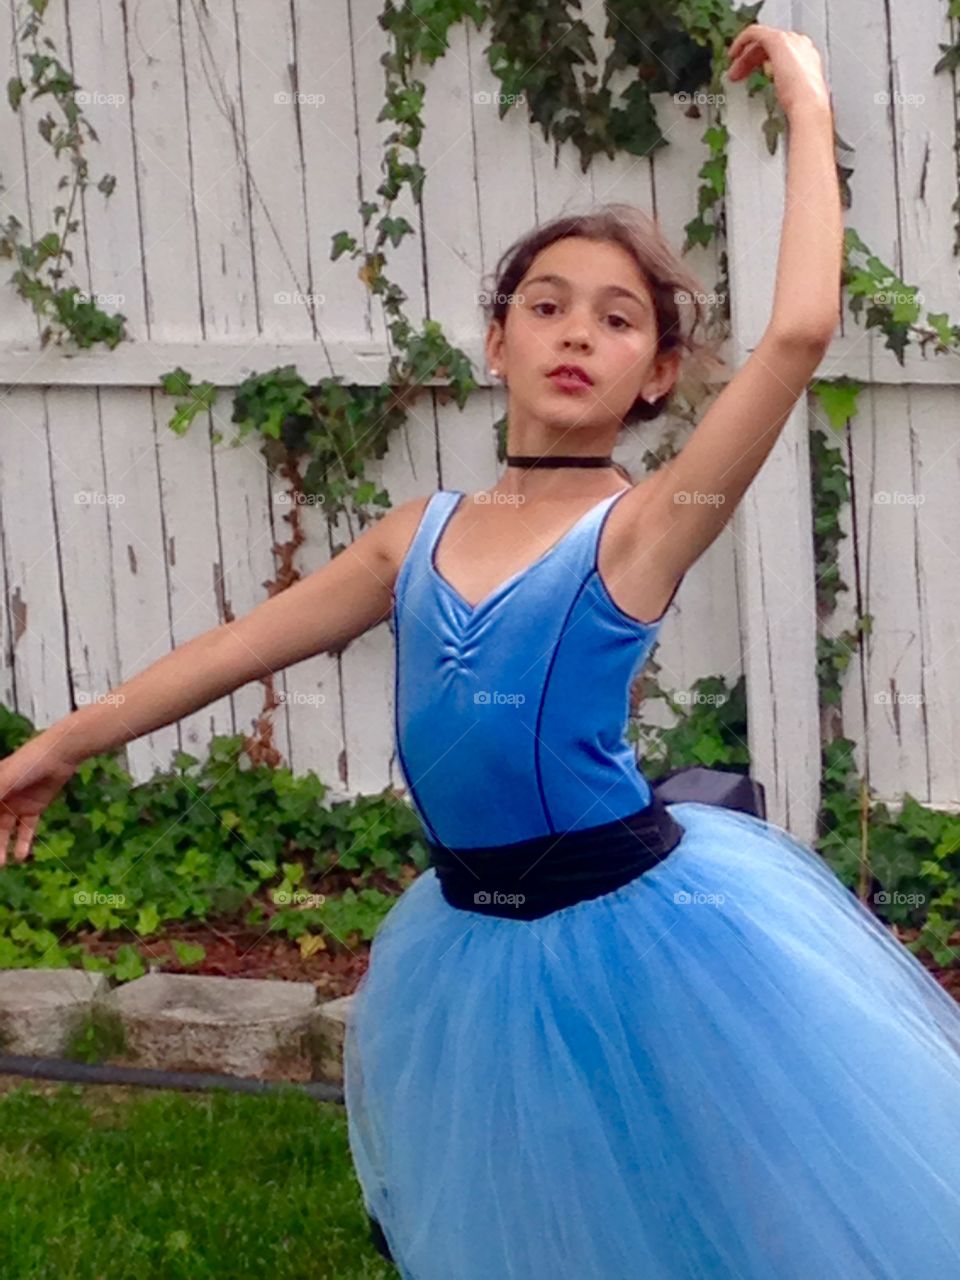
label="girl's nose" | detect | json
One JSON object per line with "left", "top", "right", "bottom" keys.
{"left": 562, "top": 327, "right": 591, "bottom": 351}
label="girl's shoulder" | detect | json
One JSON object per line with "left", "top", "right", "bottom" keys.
{"left": 375, "top": 490, "right": 448, "bottom": 579}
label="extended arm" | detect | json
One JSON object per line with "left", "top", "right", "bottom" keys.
{"left": 46, "top": 500, "right": 418, "bottom": 763}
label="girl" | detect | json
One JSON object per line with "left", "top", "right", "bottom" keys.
{"left": 2, "top": 23, "right": 960, "bottom": 1279}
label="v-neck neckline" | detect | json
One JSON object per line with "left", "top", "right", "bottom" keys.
{"left": 429, "top": 487, "right": 628, "bottom": 616}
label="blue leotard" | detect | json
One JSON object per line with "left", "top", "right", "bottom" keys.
{"left": 394, "top": 487, "right": 678, "bottom": 848}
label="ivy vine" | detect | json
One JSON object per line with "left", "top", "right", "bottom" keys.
{"left": 2, "top": 0, "right": 125, "bottom": 347}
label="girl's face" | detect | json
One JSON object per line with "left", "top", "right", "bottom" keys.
{"left": 485, "top": 236, "right": 679, "bottom": 434}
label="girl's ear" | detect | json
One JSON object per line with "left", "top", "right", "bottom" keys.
{"left": 643, "top": 348, "right": 682, "bottom": 403}
{"left": 484, "top": 318, "right": 505, "bottom": 379}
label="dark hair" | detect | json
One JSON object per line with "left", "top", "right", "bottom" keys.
{"left": 479, "top": 202, "right": 722, "bottom": 436}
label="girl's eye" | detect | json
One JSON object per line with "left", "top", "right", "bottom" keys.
{"left": 531, "top": 300, "right": 631, "bottom": 330}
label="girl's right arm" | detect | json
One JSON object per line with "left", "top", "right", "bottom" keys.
{"left": 0, "top": 495, "right": 429, "bottom": 865}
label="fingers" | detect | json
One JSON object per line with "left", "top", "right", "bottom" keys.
{"left": 14, "top": 814, "right": 39, "bottom": 863}
{"left": 0, "top": 810, "right": 16, "bottom": 868}
{"left": 0, "top": 808, "right": 39, "bottom": 868}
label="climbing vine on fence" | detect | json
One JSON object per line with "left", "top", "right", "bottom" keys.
{"left": 2, "top": 0, "right": 125, "bottom": 347}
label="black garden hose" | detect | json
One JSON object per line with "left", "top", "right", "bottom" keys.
{"left": 0, "top": 1053, "right": 343, "bottom": 1101}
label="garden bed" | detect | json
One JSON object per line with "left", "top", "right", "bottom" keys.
{"left": 80, "top": 918, "right": 372, "bottom": 998}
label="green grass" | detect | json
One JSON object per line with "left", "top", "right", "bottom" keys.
{"left": 0, "top": 1080, "right": 396, "bottom": 1278}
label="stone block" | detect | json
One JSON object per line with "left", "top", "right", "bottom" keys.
{"left": 104, "top": 973, "right": 318, "bottom": 1082}
{"left": 0, "top": 969, "right": 109, "bottom": 1057}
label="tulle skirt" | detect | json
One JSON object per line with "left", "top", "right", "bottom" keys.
{"left": 343, "top": 801, "right": 960, "bottom": 1278}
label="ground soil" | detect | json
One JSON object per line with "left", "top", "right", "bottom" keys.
{"left": 80, "top": 917, "right": 371, "bottom": 999}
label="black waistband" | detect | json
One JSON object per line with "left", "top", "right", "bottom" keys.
{"left": 426, "top": 794, "right": 684, "bottom": 920}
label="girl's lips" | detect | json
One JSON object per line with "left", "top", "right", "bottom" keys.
{"left": 548, "top": 371, "right": 593, "bottom": 393}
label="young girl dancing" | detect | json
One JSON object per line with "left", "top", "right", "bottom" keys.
{"left": 2, "top": 23, "right": 960, "bottom": 1279}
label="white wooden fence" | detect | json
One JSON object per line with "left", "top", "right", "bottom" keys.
{"left": 0, "top": 0, "right": 958, "bottom": 842}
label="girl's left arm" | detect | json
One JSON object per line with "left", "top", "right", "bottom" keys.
{"left": 625, "top": 26, "right": 842, "bottom": 580}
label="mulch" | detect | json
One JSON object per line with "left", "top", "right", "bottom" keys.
{"left": 80, "top": 919, "right": 371, "bottom": 999}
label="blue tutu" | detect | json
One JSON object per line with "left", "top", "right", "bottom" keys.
{"left": 345, "top": 489, "right": 960, "bottom": 1277}
{"left": 346, "top": 800, "right": 960, "bottom": 1278}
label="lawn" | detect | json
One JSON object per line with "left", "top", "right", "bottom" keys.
{"left": 0, "top": 1077, "right": 395, "bottom": 1278}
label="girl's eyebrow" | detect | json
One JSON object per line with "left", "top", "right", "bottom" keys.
{"left": 522, "top": 272, "right": 648, "bottom": 309}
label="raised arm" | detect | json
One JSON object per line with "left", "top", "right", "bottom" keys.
{"left": 614, "top": 26, "right": 841, "bottom": 584}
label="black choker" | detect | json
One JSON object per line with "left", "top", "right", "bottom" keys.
{"left": 506, "top": 454, "right": 614, "bottom": 469}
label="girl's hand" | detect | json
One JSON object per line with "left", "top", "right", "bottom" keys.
{"left": 726, "top": 24, "right": 831, "bottom": 118}
{"left": 0, "top": 735, "right": 79, "bottom": 867}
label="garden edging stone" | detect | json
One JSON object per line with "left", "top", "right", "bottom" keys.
{"left": 0, "top": 970, "right": 109, "bottom": 1056}
{"left": 0, "top": 970, "right": 356, "bottom": 1085}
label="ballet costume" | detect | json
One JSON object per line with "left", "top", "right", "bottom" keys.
{"left": 344, "top": 482, "right": 960, "bottom": 1279}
